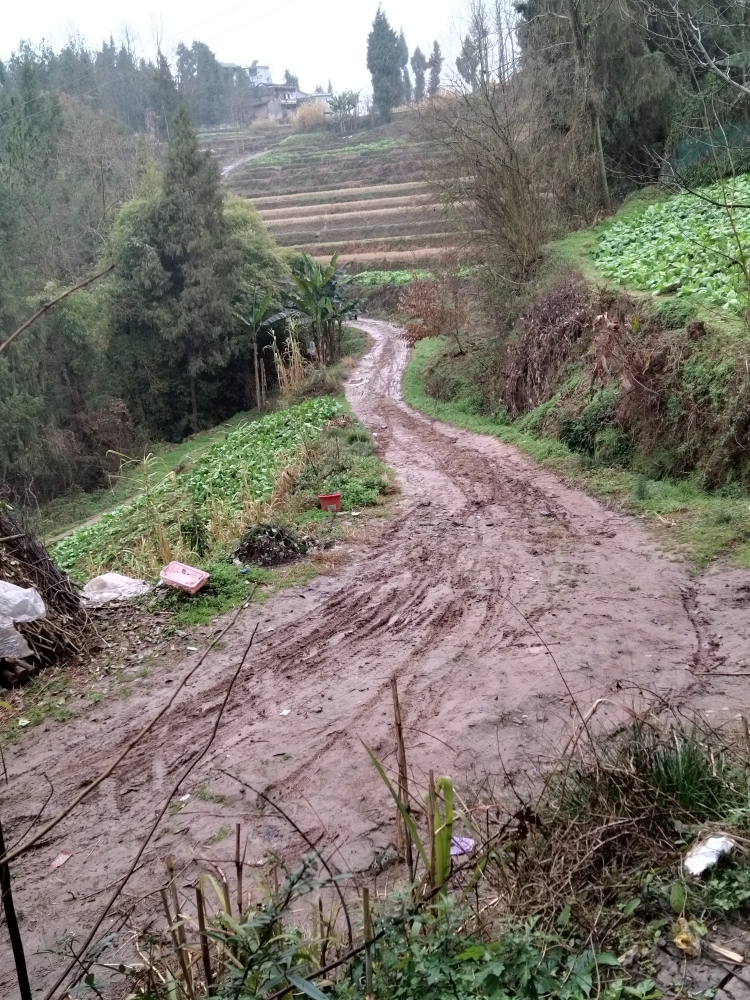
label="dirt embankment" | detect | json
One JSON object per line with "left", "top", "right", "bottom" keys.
{"left": 2, "top": 321, "right": 750, "bottom": 996}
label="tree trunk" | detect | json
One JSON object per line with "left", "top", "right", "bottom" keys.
{"left": 190, "top": 375, "right": 199, "bottom": 433}
{"left": 593, "top": 106, "right": 611, "bottom": 213}
{"left": 253, "top": 339, "right": 262, "bottom": 411}
{"left": 566, "top": 0, "right": 610, "bottom": 214}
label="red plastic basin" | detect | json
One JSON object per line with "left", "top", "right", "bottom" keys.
{"left": 318, "top": 492, "right": 342, "bottom": 513}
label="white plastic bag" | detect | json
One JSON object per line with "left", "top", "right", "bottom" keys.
{"left": 684, "top": 834, "right": 736, "bottom": 876}
{"left": 0, "top": 580, "right": 46, "bottom": 659}
{"left": 82, "top": 572, "right": 150, "bottom": 605}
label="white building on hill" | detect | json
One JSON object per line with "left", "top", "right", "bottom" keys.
{"left": 220, "top": 61, "right": 331, "bottom": 122}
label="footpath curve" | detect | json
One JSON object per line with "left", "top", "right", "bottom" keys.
{"left": 2, "top": 319, "right": 749, "bottom": 995}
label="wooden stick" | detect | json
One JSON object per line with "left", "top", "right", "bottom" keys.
{"left": 160, "top": 888, "right": 194, "bottom": 996}
{"left": 391, "top": 676, "right": 414, "bottom": 881}
{"left": 0, "top": 817, "right": 32, "bottom": 1000}
{"left": 697, "top": 672, "right": 750, "bottom": 677}
{"left": 319, "top": 896, "right": 327, "bottom": 967}
{"left": 363, "top": 887, "right": 374, "bottom": 1000}
{"left": 196, "top": 883, "right": 214, "bottom": 996}
{"left": 0, "top": 263, "right": 115, "bottom": 356}
{"left": 235, "top": 823, "right": 243, "bottom": 916}
{"left": 166, "top": 857, "right": 193, "bottom": 997}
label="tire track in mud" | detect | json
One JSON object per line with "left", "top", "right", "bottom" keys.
{"left": 3, "top": 319, "right": 750, "bottom": 997}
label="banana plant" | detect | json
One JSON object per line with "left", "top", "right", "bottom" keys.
{"left": 234, "top": 293, "right": 281, "bottom": 411}
{"left": 288, "top": 253, "right": 358, "bottom": 364}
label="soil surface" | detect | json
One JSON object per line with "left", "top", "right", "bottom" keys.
{"left": 3, "top": 319, "right": 750, "bottom": 997}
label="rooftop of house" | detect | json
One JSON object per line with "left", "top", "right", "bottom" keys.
{"left": 217, "top": 62, "right": 332, "bottom": 99}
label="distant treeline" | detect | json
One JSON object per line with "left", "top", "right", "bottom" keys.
{"left": 0, "top": 38, "right": 295, "bottom": 504}
{"left": 1, "top": 38, "right": 275, "bottom": 138}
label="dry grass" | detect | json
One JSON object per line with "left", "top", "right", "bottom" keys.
{"left": 294, "top": 233, "right": 465, "bottom": 255}
{"left": 292, "top": 102, "right": 327, "bottom": 132}
{"left": 270, "top": 335, "right": 308, "bottom": 398}
{"left": 275, "top": 222, "right": 457, "bottom": 251}
{"left": 313, "top": 247, "right": 455, "bottom": 264}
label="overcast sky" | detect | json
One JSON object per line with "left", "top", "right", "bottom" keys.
{"left": 3, "top": 0, "right": 463, "bottom": 95}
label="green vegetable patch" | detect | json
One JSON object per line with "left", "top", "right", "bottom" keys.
{"left": 592, "top": 174, "right": 750, "bottom": 313}
{"left": 355, "top": 268, "right": 432, "bottom": 287}
{"left": 51, "top": 397, "right": 351, "bottom": 580}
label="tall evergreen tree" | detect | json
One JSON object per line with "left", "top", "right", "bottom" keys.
{"left": 150, "top": 50, "right": 179, "bottom": 139}
{"left": 456, "top": 34, "right": 480, "bottom": 90}
{"left": 176, "top": 41, "right": 225, "bottom": 125}
{"left": 397, "top": 29, "right": 411, "bottom": 104}
{"left": 109, "top": 108, "right": 240, "bottom": 435}
{"left": 411, "top": 47, "right": 428, "bottom": 102}
{"left": 367, "top": 7, "right": 403, "bottom": 121}
{"left": 428, "top": 41, "right": 443, "bottom": 96}
{"left": 403, "top": 67, "right": 413, "bottom": 104}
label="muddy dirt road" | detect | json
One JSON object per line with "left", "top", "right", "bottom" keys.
{"left": 3, "top": 320, "right": 750, "bottom": 996}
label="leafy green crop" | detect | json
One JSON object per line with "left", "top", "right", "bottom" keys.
{"left": 593, "top": 174, "right": 750, "bottom": 312}
{"left": 52, "top": 397, "right": 343, "bottom": 578}
{"left": 355, "top": 267, "right": 477, "bottom": 288}
{"left": 355, "top": 269, "right": 432, "bottom": 287}
{"left": 253, "top": 139, "right": 402, "bottom": 167}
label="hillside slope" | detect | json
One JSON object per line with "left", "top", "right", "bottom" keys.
{"left": 213, "top": 114, "right": 464, "bottom": 268}
{"left": 403, "top": 185, "right": 750, "bottom": 570}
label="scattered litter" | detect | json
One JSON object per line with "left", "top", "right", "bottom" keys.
{"left": 450, "top": 837, "right": 475, "bottom": 856}
{"left": 187, "top": 646, "right": 198, "bottom": 652}
{"left": 234, "top": 524, "right": 310, "bottom": 567}
{"left": 617, "top": 945, "right": 640, "bottom": 967}
{"left": 707, "top": 942, "right": 744, "bottom": 964}
{"left": 280, "top": 709, "right": 291, "bottom": 716}
{"left": 50, "top": 851, "right": 72, "bottom": 869}
{"left": 351, "top": 512, "right": 361, "bottom": 517}
{"left": 82, "top": 573, "right": 149, "bottom": 605}
{"left": 160, "top": 562, "right": 209, "bottom": 594}
{"left": 0, "top": 580, "right": 46, "bottom": 659}
{"left": 0, "top": 510, "right": 87, "bottom": 672}
{"left": 17, "top": 718, "right": 30, "bottom": 727}
{"left": 673, "top": 916, "right": 703, "bottom": 957}
{"left": 684, "top": 834, "right": 736, "bottom": 876}
{"left": 178, "top": 794, "right": 190, "bottom": 802}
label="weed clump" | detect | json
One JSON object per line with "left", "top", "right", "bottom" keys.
{"left": 486, "top": 714, "right": 750, "bottom": 953}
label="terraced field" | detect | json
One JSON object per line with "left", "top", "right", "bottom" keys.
{"left": 215, "top": 114, "right": 466, "bottom": 269}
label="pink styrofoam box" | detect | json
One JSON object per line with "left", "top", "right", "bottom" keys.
{"left": 159, "top": 561, "right": 210, "bottom": 594}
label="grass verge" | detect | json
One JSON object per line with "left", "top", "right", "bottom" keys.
{"left": 34, "top": 410, "right": 262, "bottom": 543}
{"left": 404, "top": 336, "right": 750, "bottom": 570}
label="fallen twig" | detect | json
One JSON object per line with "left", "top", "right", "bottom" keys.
{"left": 0, "top": 263, "right": 115, "bottom": 355}
{"left": 0, "top": 816, "right": 32, "bottom": 1000}
{"left": 219, "top": 772, "right": 354, "bottom": 949}
{"left": 1, "top": 597, "right": 255, "bottom": 867}
{"left": 43, "top": 622, "right": 259, "bottom": 999}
